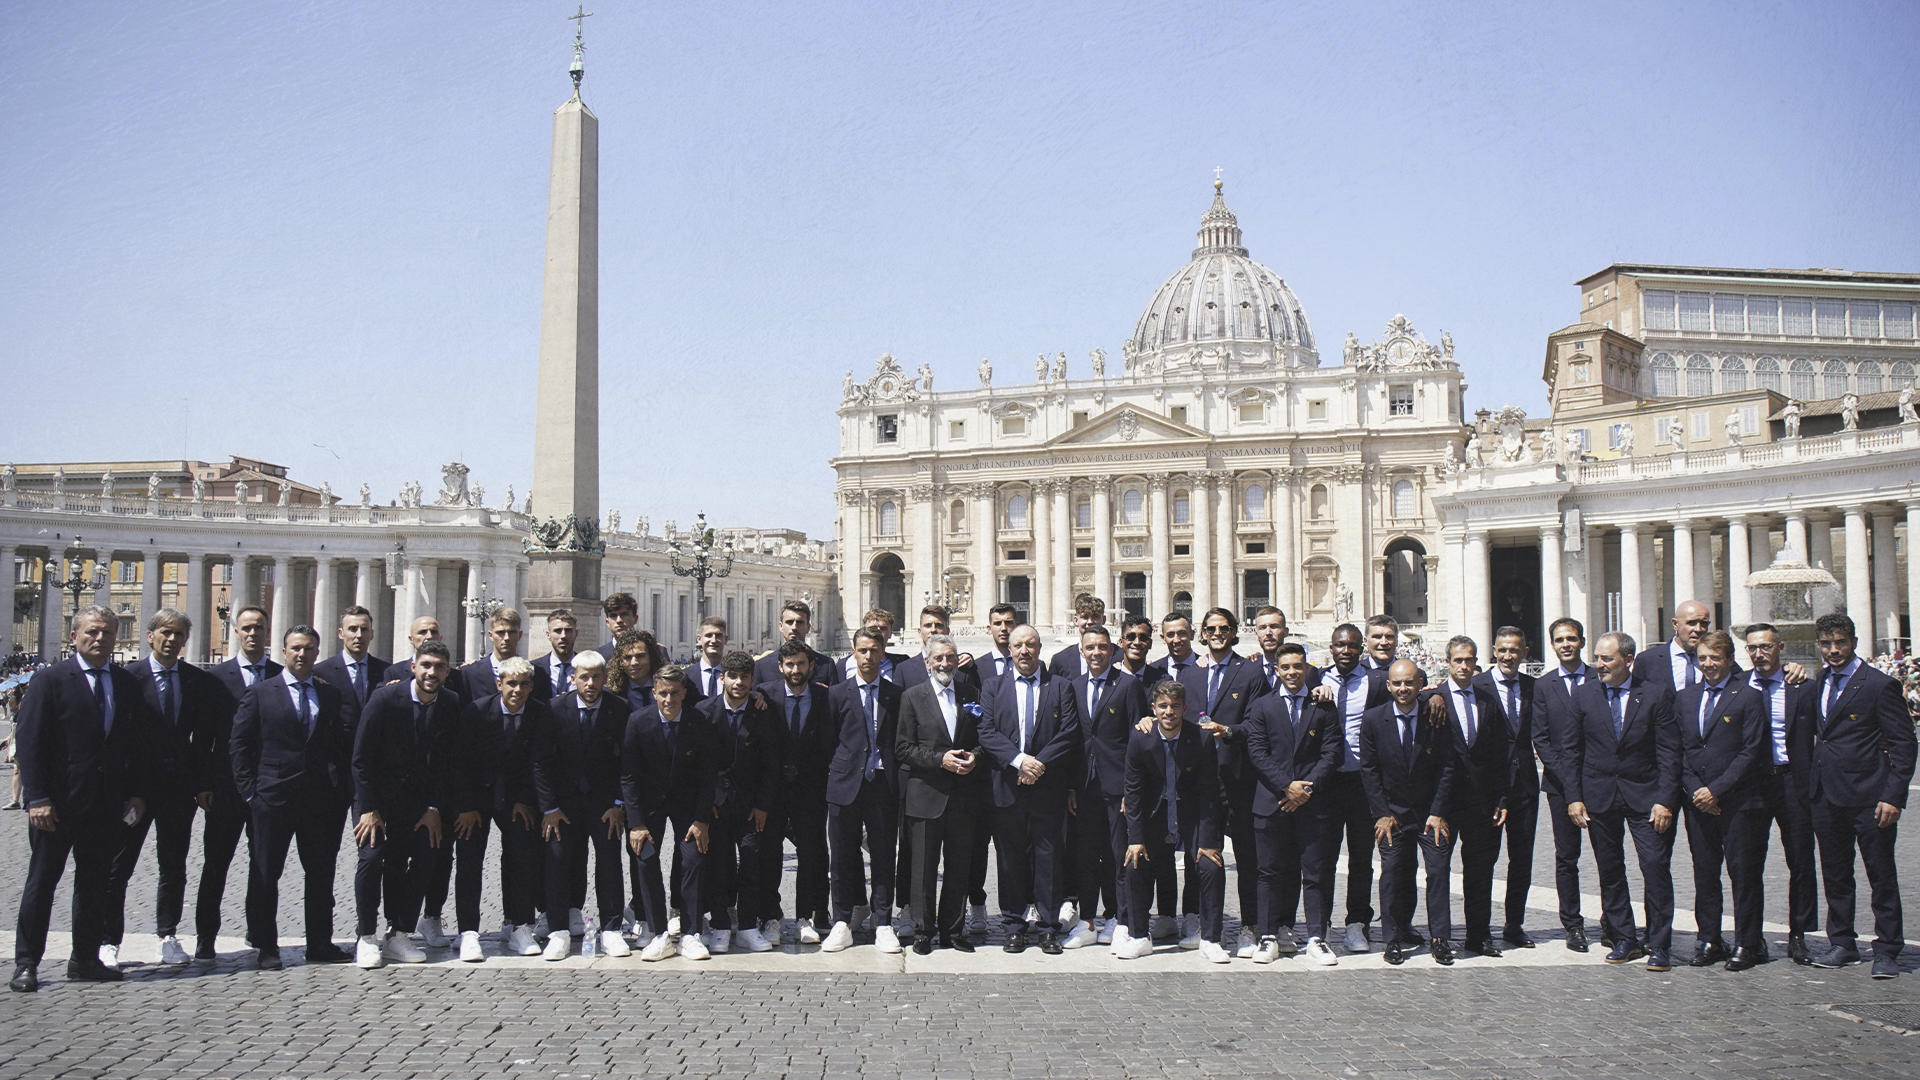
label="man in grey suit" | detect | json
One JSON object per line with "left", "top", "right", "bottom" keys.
{"left": 893, "top": 635, "right": 984, "bottom": 953}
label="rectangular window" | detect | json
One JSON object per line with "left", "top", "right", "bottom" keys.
{"left": 1677, "top": 292, "right": 1711, "bottom": 331}
{"left": 876, "top": 414, "right": 898, "bottom": 443}
{"left": 1781, "top": 296, "right": 1814, "bottom": 335}
{"left": 1712, "top": 293, "right": 1746, "bottom": 332}
{"left": 1849, "top": 299, "right": 1881, "bottom": 338}
{"left": 1741, "top": 295, "right": 1777, "bottom": 334}
{"left": 1000, "top": 415, "right": 1026, "bottom": 436}
{"left": 1075, "top": 500, "right": 1091, "bottom": 529}
{"left": 1572, "top": 428, "right": 1591, "bottom": 452}
{"left": 1608, "top": 423, "right": 1629, "bottom": 449}
{"left": 1072, "top": 411, "right": 1089, "bottom": 427}
{"left": 948, "top": 419, "right": 966, "bottom": 441}
{"left": 1815, "top": 298, "right": 1846, "bottom": 337}
{"left": 1237, "top": 400, "right": 1263, "bottom": 423}
{"left": 1307, "top": 399, "right": 1327, "bottom": 421}
{"left": 1169, "top": 405, "right": 1189, "bottom": 425}
{"left": 1883, "top": 301, "right": 1915, "bottom": 340}
{"left": 1389, "top": 384, "right": 1414, "bottom": 416}
{"left": 1245, "top": 541, "right": 1266, "bottom": 555}
{"left": 1173, "top": 544, "right": 1190, "bottom": 556}
{"left": 1741, "top": 406, "right": 1758, "bottom": 435}
{"left": 1642, "top": 289, "right": 1677, "bottom": 331}
{"left": 1074, "top": 546, "right": 1091, "bottom": 559}
{"left": 1005, "top": 548, "right": 1026, "bottom": 562}
{"left": 1691, "top": 411, "right": 1710, "bottom": 441}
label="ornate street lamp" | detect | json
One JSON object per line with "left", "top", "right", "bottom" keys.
{"left": 45, "top": 536, "right": 108, "bottom": 656}
{"left": 924, "top": 565, "right": 970, "bottom": 613}
{"left": 669, "top": 512, "right": 733, "bottom": 620}
{"left": 461, "top": 580, "right": 505, "bottom": 623}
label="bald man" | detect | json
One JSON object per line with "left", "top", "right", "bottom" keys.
{"left": 1632, "top": 601, "right": 1723, "bottom": 699}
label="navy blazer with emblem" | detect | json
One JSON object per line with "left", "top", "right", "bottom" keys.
{"left": 976, "top": 666, "right": 1083, "bottom": 811}
{"left": 1243, "top": 686, "right": 1344, "bottom": 818}
{"left": 230, "top": 670, "right": 355, "bottom": 812}
{"left": 1674, "top": 677, "right": 1767, "bottom": 813}
{"left": 15, "top": 657, "right": 155, "bottom": 820}
{"left": 1071, "top": 667, "right": 1151, "bottom": 799}
{"left": 1791, "top": 660, "right": 1916, "bottom": 809}
{"left": 1123, "top": 723, "right": 1221, "bottom": 850}
{"left": 1561, "top": 676, "right": 1681, "bottom": 816}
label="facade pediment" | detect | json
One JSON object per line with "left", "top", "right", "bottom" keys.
{"left": 1043, "top": 404, "right": 1209, "bottom": 448}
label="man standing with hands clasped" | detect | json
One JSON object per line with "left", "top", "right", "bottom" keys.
{"left": 1115, "top": 680, "right": 1227, "bottom": 963}
{"left": 894, "top": 634, "right": 985, "bottom": 953}
{"left": 1359, "top": 659, "right": 1457, "bottom": 966}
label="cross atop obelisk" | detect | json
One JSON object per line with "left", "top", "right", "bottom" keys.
{"left": 568, "top": 4, "right": 591, "bottom": 95}
{"left": 525, "top": 13, "right": 604, "bottom": 618}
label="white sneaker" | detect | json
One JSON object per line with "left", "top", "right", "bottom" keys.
{"left": 853, "top": 905, "right": 873, "bottom": 932}
{"left": 459, "top": 930, "right": 485, "bottom": 963}
{"left": 568, "top": 908, "right": 587, "bottom": 936}
{"left": 1150, "top": 914, "right": 1176, "bottom": 941}
{"left": 382, "top": 930, "right": 426, "bottom": 964}
{"left": 505, "top": 924, "right": 541, "bottom": 956}
{"left": 760, "top": 919, "right": 783, "bottom": 946}
{"left": 1062, "top": 920, "right": 1098, "bottom": 950}
{"left": 98, "top": 944, "right": 121, "bottom": 970}
{"left": 356, "top": 934, "right": 385, "bottom": 969}
{"left": 599, "top": 930, "right": 632, "bottom": 957}
{"left": 705, "top": 929, "right": 731, "bottom": 955}
{"left": 1253, "top": 936, "right": 1281, "bottom": 964}
{"left": 821, "top": 921, "right": 855, "bottom": 952}
{"left": 1179, "top": 914, "right": 1203, "bottom": 950}
{"left": 799, "top": 922, "right": 823, "bottom": 945}
{"left": 542, "top": 930, "right": 571, "bottom": 961}
{"left": 1235, "top": 928, "right": 1260, "bottom": 959}
{"left": 1112, "top": 931, "right": 1153, "bottom": 959}
{"left": 1058, "top": 900, "right": 1079, "bottom": 927}
{"left": 416, "top": 916, "right": 449, "bottom": 948}
{"left": 1096, "top": 918, "right": 1115, "bottom": 945}
{"left": 874, "top": 925, "right": 903, "bottom": 953}
{"left": 1343, "top": 922, "right": 1370, "bottom": 953}
{"left": 736, "top": 928, "right": 773, "bottom": 952}
{"left": 1198, "top": 939, "right": 1231, "bottom": 964}
{"left": 679, "top": 933, "right": 711, "bottom": 961}
{"left": 1306, "top": 937, "right": 1339, "bottom": 967}
{"left": 158, "top": 935, "right": 190, "bottom": 965}
{"left": 639, "top": 932, "right": 676, "bottom": 962}
{"left": 968, "top": 904, "right": 988, "bottom": 934}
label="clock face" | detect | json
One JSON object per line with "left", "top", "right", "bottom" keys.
{"left": 1387, "top": 341, "right": 1410, "bottom": 365}
{"left": 1574, "top": 363, "right": 1589, "bottom": 383}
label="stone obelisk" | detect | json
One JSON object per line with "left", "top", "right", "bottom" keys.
{"left": 525, "top": 15, "right": 604, "bottom": 619}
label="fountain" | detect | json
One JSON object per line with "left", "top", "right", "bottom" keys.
{"left": 1742, "top": 546, "right": 1843, "bottom": 668}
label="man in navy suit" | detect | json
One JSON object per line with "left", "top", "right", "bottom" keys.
{"left": 1246, "top": 606, "right": 1293, "bottom": 694}
{"left": 531, "top": 648, "right": 628, "bottom": 959}
{"left": 977, "top": 624, "right": 1083, "bottom": 953}
{"left": 381, "top": 615, "right": 466, "bottom": 947}
{"left": 1434, "top": 636, "right": 1511, "bottom": 958}
{"left": 1531, "top": 617, "right": 1597, "bottom": 951}
{"left": 198, "top": 604, "right": 282, "bottom": 960}
{"left": 595, "top": 592, "right": 638, "bottom": 661}
{"left": 1113, "top": 679, "right": 1227, "bottom": 963}
{"left": 1632, "top": 599, "right": 1714, "bottom": 697}
{"left": 104, "top": 608, "right": 217, "bottom": 969}
{"left": 1474, "top": 626, "right": 1539, "bottom": 948}
{"left": 377, "top": 616, "right": 468, "bottom": 702}
{"left": 1316, "top": 623, "right": 1389, "bottom": 953}
{"left": 1111, "top": 615, "right": 1158, "bottom": 685}
{"left": 349, "top": 640, "right": 460, "bottom": 970}
{"left": 1047, "top": 595, "right": 1107, "bottom": 679}
{"left": 1797, "top": 613, "right": 1915, "bottom": 978}
{"left": 533, "top": 608, "right": 583, "bottom": 704}
{"left": 1674, "top": 630, "right": 1768, "bottom": 970}
{"left": 1066, "top": 624, "right": 1149, "bottom": 951}
{"left": 839, "top": 608, "right": 910, "bottom": 684}
{"left": 695, "top": 651, "right": 780, "bottom": 954}
{"left": 686, "top": 616, "right": 731, "bottom": 701}
{"left": 1744, "top": 622, "right": 1818, "bottom": 964}
{"left": 760, "top": 640, "right": 835, "bottom": 943}
{"left": 453, "top": 656, "right": 547, "bottom": 961}
{"left": 459, "top": 607, "right": 551, "bottom": 705}
{"left": 820, "top": 628, "right": 905, "bottom": 953}
{"left": 1359, "top": 615, "right": 1400, "bottom": 675}
{"left": 1563, "top": 631, "right": 1681, "bottom": 971}
{"left": 312, "top": 605, "right": 389, "bottom": 710}
{"left": 752, "top": 600, "right": 841, "bottom": 689}
{"left": 231, "top": 623, "right": 358, "bottom": 971}
{"left": 1360, "top": 659, "right": 1458, "bottom": 966}
{"left": 1243, "top": 642, "right": 1343, "bottom": 965}
{"left": 1178, "top": 607, "right": 1269, "bottom": 956}
{"left": 10, "top": 607, "right": 155, "bottom": 992}
{"left": 893, "top": 634, "right": 985, "bottom": 953}
{"left": 893, "top": 605, "right": 983, "bottom": 699}
{"left": 623, "top": 664, "right": 718, "bottom": 961}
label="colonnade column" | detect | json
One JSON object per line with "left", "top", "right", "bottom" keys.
{"left": 267, "top": 557, "right": 290, "bottom": 643}
{"left": 356, "top": 557, "right": 378, "bottom": 614}
{"left": 1271, "top": 470, "right": 1295, "bottom": 617}
{"left": 1090, "top": 479, "right": 1113, "bottom": 611}
{"left": 140, "top": 551, "right": 163, "bottom": 637}
{"left": 91, "top": 548, "right": 112, "bottom": 611}
{"left": 1050, "top": 480, "right": 1072, "bottom": 623}
{"left": 911, "top": 485, "right": 937, "bottom": 617}
{"left": 1908, "top": 501, "right": 1920, "bottom": 654}
{"left": 1189, "top": 474, "right": 1213, "bottom": 620}
{"left": 231, "top": 557, "right": 255, "bottom": 657}
{"left": 1691, "top": 525, "right": 1713, "bottom": 610}
{"left": 312, "top": 558, "right": 338, "bottom": 658}
{"left": 1148, "top": 476, "right": 1171, "bottom": 619}
{"left": 1214, "top": 470, "right": 1236, "bottom": 615}
{"left": 1539, "top": 524, "right": 1563, "bottom": 636}
{"left": 1871, "top": 510, "right": 1898, "bottom": 652}
{"left": 0, "top": 544, "right": 13, "bottom": 662}
{"left": 1843, "top": 505, "right": 1872, "bottom": 643}
{"left": 1783, "top": 512, "right": 1808, "bottom": 562}
{"left": 839, "top": 491, "right": 865, "bottom": 645}
{"left": 1670, "top": 519, "right": 1696, "bottom": 607}
{"left": 1619, "top": 523, "right": 1644, "bottom": 642}
{"left": 969, "top": 484, "right": 996, "bottom": 624}
{"left": 1464, "top": 529, "right": 1490, "bottom": 651}
{"left": 464, "top": 559, "right": 486, "bottom": 663}
{"left": 1726, "top": 516, "right": 1752, "bottom": 629}
{"left": 186, "top": 555, "right": 210, "bottom": 663}
{"left": 1031, "top": 481, "right": 1054, "bottom": 629}
{"left": 1809, "top": 512, "right": 1834, "bottom": 570}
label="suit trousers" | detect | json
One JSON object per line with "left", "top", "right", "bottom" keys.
{"left": 1125, "top": 826, "right": 1223, "bottom": 943}
{"left": 763, "top": 798, "right": 830, "bottom": 926}
{"left": 13, "top": 812, "right": 118, "bottom": 966}
{"left": 1544, "top": 789, "right": 1587, "bottom": 931}
{"left": 195, "top": 790, "right": 251, "bottom": 944}
{"left": 455, "top": 808, "right": 542, "bottom": 932}
{"left": 1684, "top": 801, "right": 1766, "bottom": 951}
{"left": 1500, "top": 790, "right": 1539, "bottom": 932}
{"left": 1252, "top": 804, "right": 1334, "bottom": 938}
{"left": 247, "top": 798, "right": 346, "bottom": 953}
{"left": 707, "top": 807, "right": 765, "bottom": 930}
{"left": 107, "top": 792, "right": 197, "bottom": 943}
{"left": 1321, "top": 770, "right": 1377, "bottom": 930}
{"left": 421, "top": 824, "right": 457, "bottom": 920}
{"left": 1069, "top": 790, "right": 1127, "bottom": 926}
{"left": 828, "top": 778, "right": 898, "bottom": 924}
{"left": 1182, "top": 781, "right": 1258, "bottom": 929}
{"left": 545, "top": 813, "right": 624, "bottom": 927}
{"left": 1812, "top": 801, "right": 1904, "bottom": 959}
{"left": 907, "top": 804, "right": 979, "bottom": 941}
{"left": 1377, "top": 820, "right": 1454, "bottom": 946}
{"left": 968, "top": 808, "right": 992, "bottom": 908}
{"left": 629, "top": 809, "right": 706, "bottom": 934}
{"left": 1588, "top": 807, "right": 1676, "bottom": 953}
{"left": 1756, "top": 767, "right": 1818, "bottom": 935}
{"left": 354, "top": 813, "right": 436, "bottom": 937}
{"left": 1453, "top": 803, "right": 1502, "bottom": 945}
{"left": 992, "top": 799, "right": 1068, "bottom": 934}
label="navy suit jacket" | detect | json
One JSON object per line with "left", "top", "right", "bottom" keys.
{"left": 620, "top": 704, "right": 717, "bottom": 824}
{"left": 1047, "top": 645, "right": 1083, "bottom": 680}
{"left": 1358, "top": 702, "right": 1455, "bottom": 823}
{"left": 1123, "top": 725, "right": 1221, "bottom": 850}
{"left": 1243, "top": 688, "right": 1343, "bottom": 818}
{"left": 1632, "top": 639, "right": 1744, "bottom": 699}
{"left": 824, "top": 676, "right": 903, "bottom": 807}
{"left": 532, "top": 691, "right": 629, "bottom": 817}
{"left": 1561, "top": 677, "right": 1681, "bottom": 816}
{"left": 313, "top": 652, "right": 390, "bottom": 707}
{"left": 1530, "top": 665, "right": 1594, "bottom": 798}
{"left": 893, "top": 677, "right": 987, "bottom": 819}
{"left": 1432, "top": 679, "right": 1511, "bottom": 814}
{"left": 893, "top": 654, "right": 983, "bottom": 701}
{"left": 462, "top": 692, "right": 545, "bottom": 815}
{"left": 207, "top": 656, "right": 284, "bottom": 801}
{"left": 351, "top": 681, "right": 462, "bottom": 819}
{"left": 696, "top": 693, "right": 780, "bottom": 817}
{"left": 378, "top": 658, "right": 469, "bottom": 703}
{"left": 1474, "top": 669, "right": 1538, "bottom": 803}
{"left": 15, "top": 658, "right": 155, "bottom": 820}
{"left": 1072, "top": 668, "right": 1151, "bottom": 798}
{"left": 531, "top": 652, "right": 581, "bottom": 702}
{"left": 976, "top": 668, "right": 1083, "bottom": 811}
{"left": 230, "top": 671, "right": 355, "bottom": 812}
{"left": 1792, "top": 660, "right": 1917, "bottom": 809}
{"left": 761, "top": 679, "right": 835, "bottom": 802}
{"left": 753, "top": 644, "right": 843, "bottom": 689}
{"left": 119, "top": 657, "right": 219, "bottom": 802}
{"left": 1177, "top": 652, "right": 1269, "bottom": 786}
{"left": 458, "top": 655, "right": 552, "bottom": 704}
{"left": 1674, "top": 679, "right": 1768, "bottom": 813}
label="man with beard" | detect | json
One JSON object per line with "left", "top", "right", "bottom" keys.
{"left": 894, "top": 634, "right": 984, "bottom": 952}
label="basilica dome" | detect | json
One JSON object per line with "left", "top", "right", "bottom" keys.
{"left": 1125, "top": 181, "right": 1319, "bottom": 370}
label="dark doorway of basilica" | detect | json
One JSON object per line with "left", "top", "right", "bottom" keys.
{"left": 1487, "top": 543, "right": 1543, "bottom": 651}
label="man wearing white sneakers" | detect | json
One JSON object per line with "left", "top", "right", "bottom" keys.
{"left": 1116, "top": 681, "right": 1228, "bottom": 963}
{"left": 623, "top": 666, "right": 716, "bottom": 961}
{"left": 452, "top": 658, "right": 549, "bottom": 962}
{"left": 532, "top": 651, "right": 630, "bottom": 961}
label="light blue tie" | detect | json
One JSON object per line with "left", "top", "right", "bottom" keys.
{"left": 1019, "top": 676, "right": 1037, "bottom": 752}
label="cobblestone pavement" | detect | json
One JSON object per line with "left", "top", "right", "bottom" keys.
{"left": 4, "top": 763, "right": 1919, "bottom": 1078}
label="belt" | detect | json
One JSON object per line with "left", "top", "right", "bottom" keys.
{"left": 1770, "top": 764, "right": 1793, "bottom": 776}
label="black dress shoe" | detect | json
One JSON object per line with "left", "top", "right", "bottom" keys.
{"left": 8, "top": 965, "right": 37, "bottom": 993}
{"left": 255, "top": 950, "right": 283, "bottom": 971}
{"left": 305, "top": 943, "right": 352, "bottom": 964}
{"left": 193, "top": 938, "right": 216, "bottom": 961}
{"left": 1565, "top": 927, "right": 1590, "bottom": 953}
{"left": 66, "top": 956, "right": 123, "bottom": 982}
{"left": 1689, "top": 941, "right": 1729, "bottom": 967}
{"left": 1646, "top": 949, "right": 1672, "bottom": 972}
{"left": 1464, "top": 939, "right": 1503, "bottom": 958}
{"left": 1430, "top": 939, "right": 1455, "bottom": 966}
{"left": 1397, "top": 931, "right": 1425, "bottom": 948}
{"left": 912, "top": 939, "right": 934, "bottom": 956}
{"left": 1600, "top": 931, "right": 1619, "bottom": 950}
{"left": 939, "top": 935, "right": 975, "bottom": 953}
{"left": 1725, "top": 947, "right": 1768, "bottom": 972}
{"left": 1501, "top": 927, "right": 1535, "bottom": 948}
{"left": 1384, "top": 942, "right": 1408, "bottom": 966}
{"left": 1787, "top": 932, "right": 1811, "bottom": 965}
{"left": 1604, "top": 940, "right": 1647, "bottom": 965}
{"left": 1002, "top": 932, "right": 1027, "bottom": 954}
{"left": 1039, "top": 932, "right": 1063, "bottom": 955}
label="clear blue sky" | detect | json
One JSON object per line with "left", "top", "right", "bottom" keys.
{"left": 4, "top": 1, "right": 1917, "bottom": 537}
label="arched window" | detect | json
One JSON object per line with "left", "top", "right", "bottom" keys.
{"left": 1756, "top": 356, "right": 1782, "bottom": 392}
{"left": 1822, "top": 360, "right": 1849, "bottom": 399}
{"left": 1309, "top": 484, "right": 1329, "bottom": 520}
{"left": 877, "top": 500, "right": 899, "bottom": 537}
{"left": 948, "top": 499, "right": 965, "bottom": 534}
{"left": 1075, "top": 496, "right": 1092, "bottom": 529}
{"left": 1382, "top": 538, "right": 1429, "bottom": 624}
{"left": 1006, "top": 494, "right": 1029, "bottom": 530}
{"left": 1856, "top": 361, "right": 1884, "bottom": 394}
{"left": 1121, "top": 488, "right": 1143, "bottom": 525}
{"left": 1242, "top": 483, "right": 1267, "bottom": 521}
{"left": 1893, "top": 361, "right": 1917, "bottom": 389}
{"left": 1721, "top": 356, "right": 1749, "bottom": 393}
{"left": 1391, "top": 478, "right": 1416, "bottom": 519}
{"left": 1172, "top": 490, "right": 1190, "bottom": 525}
{"left": 1686, "top": 353, "right": 1713, "bottom": 396}
{"left": 1650, "top": 353, "right": 1678, "bottom": 396}
{"left": 1789, "top": 358, "right": 1815, "bottom": 399}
